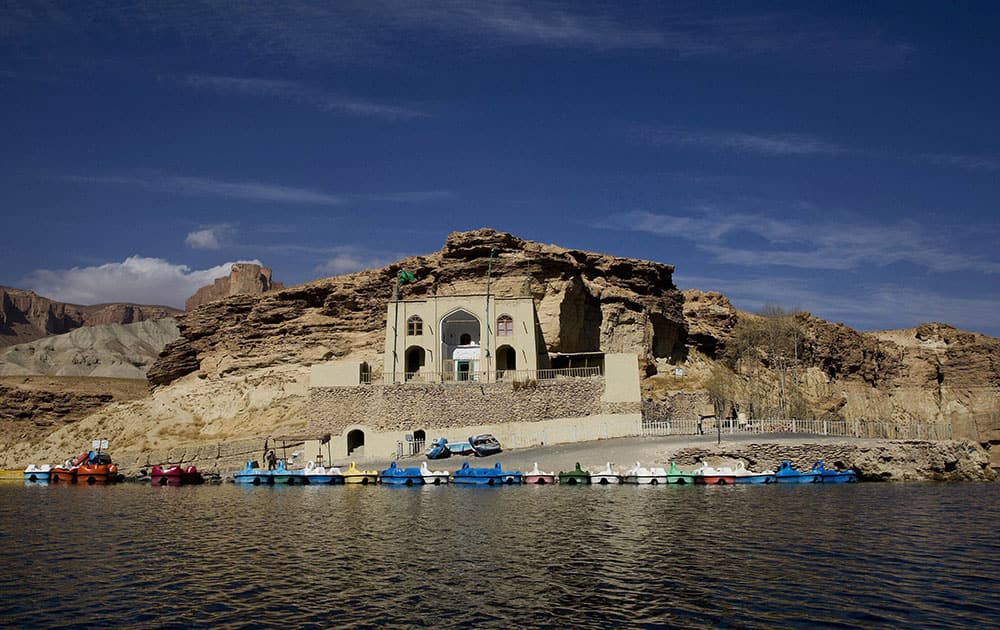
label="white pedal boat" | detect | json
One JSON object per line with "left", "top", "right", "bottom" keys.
{"left": 623, "top": 462, "right": 668, "bottom": 485}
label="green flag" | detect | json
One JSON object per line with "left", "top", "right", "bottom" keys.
{"left": 397, "top": 270, "right": 416, "bottom": 285}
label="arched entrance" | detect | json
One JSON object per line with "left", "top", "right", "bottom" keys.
{"left": 497, "top": 344, "right": 516, "bottom": 378}
{"left": 411, "top": 429, "right": 426, "bottom": 456}
{"left": 347, "top": 429, "right": 365, "bottom": 456}
{"left": 405, "top": 346, "right": 425, "bottom": 380}
{"left": 441, "top": 309, "right": 481, "bottom": 381}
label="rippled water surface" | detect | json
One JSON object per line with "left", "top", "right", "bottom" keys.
{"left": 2, "top": 482, "right": 998, "bottom": 628}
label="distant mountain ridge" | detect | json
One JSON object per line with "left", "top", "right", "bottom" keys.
{"left": 0, "top": 286, "right": 181, "bottom": 348}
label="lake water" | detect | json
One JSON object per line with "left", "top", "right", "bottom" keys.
{"left": 1, "top": 481, "right": 998, "bottom": 628}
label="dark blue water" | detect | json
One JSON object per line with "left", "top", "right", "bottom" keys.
{"left": 1, "top": 482, "right": 997, "bottom": 628}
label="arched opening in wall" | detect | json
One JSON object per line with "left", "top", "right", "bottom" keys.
{"left": 441, "top": 309, "right": 481, "bottom": 381}
{"left": 405, "top": 346, "right": 425, "bottom": 380}
{"left": 497, "top": 344, "right": 516, "bottom": 378}
{"left": 411, "top": 429, "right": 426, "bottom": 456}
{"left": 347, "top": 429, "right": 365, "bottom": 456}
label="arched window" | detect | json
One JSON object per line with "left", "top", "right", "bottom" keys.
{"left": 407, "top": 315, "right": 423, "bottom": 336}
{"left": 497, "top": 315, "right": 513, "bottom": 336}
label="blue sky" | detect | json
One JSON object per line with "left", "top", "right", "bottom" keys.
{"left": 2, "top": 1, "right": 998, "bottom": 336}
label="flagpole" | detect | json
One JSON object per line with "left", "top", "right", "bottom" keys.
{"left": 392, "top": 275, "right": 399, "bottom": 384}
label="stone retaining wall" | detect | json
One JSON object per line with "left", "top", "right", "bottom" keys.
{"left": 668, "top": 439, "right": 996, "bottom": 482}
{"left": 305, "top": 378, "right": 606, "bottom": 435}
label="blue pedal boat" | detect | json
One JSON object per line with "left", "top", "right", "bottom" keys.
{"left": 270, "top": 460, "right": 305, "bottom": 485}
{"left": 380, "top": 461, "right": 424, "bottom": 486}
{"left": 775, "top": 460, "right": 821, "bottom": 483}
{"left": 424, "top": 437, "right": 451, "bottom": 459}
{"left": 234, "top": 460, "right": 273, "bottom": 485}
{"left": 452, "top": 462, "right": 522, "bottom": 485}
{"left": 811, "top": 461, "right": 858, "bottom": 483}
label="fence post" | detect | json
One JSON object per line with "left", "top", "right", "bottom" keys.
{"left": 823, "top": 420, "right": 827, "bottom": 435}
{"left": 792, "top": 419, "right": 797, "bottom": 434}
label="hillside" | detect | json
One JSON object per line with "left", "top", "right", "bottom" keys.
{"left": 0, "top": 286, "right": 180, "bottom": 348}
{"left": 1, "top": 228, "right": 996, "bottom": 470}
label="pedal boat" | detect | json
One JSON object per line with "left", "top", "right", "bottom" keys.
{"left": 303, "top": 461, "right": 344, "bottom": 484}
{"left": 380, "top": 461, "right": 424, "bottom": 486}
{"left": 590, "top": 462, "right": 622, "bottom": 485}
{"left": 342, "top": 462, "right": 379, "bottom": 485}
{"left": 24, "top": 464, "right": 52, "bottom": 482}
{"left": 51, "top": 452, "right": 88, "bottom": 483}
{"left": 811, "top": 460, "right": 858, "bottom": 483}
{"left": 558, "top": 462, "right": 591, "bottom": 485}
{"left": 693, "top": 463, "right": 737, "bottom": 485}
{"left": 469, "top": 434, "right": 502, "bottom": 457}
{"left": 76, "top": 452, "right": 120, "bottom": 484}
{"left": 420, "top": 462, "right": 450, "bottom": 485}
{"left": 666, "top": 461, "right": 697, "bottom": 484}
{"left": 425, "top": 437, "right": 451, "bottom": 460}
{"left": 731, "top": 461, "right": 775, "bottom": 484}
{"left": 524, "top": 462, "right": 556, "bottom": 485}
{"left": 623, "top": 462, "right": 668, "bottom": 485}
{"left": 270, "top": 460, "right": 306, "bottom": 485}
{"left": 151, "top": 465, "right": 204, "bottom": 485}
{"left": 452, "top": 462, "right": 522, "bottom": 485}
{"left": 775, "top": 460, "right": 821, "bottom": 483}
{"left": 234, "top": 460, "right": 272, "bottom": 485}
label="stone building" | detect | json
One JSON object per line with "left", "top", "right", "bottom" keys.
{"left": 305, "top": 286, "right": 642, "bottom": 463}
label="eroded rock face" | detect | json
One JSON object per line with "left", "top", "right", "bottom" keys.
{"left": 149, "top": 229, "right": 687, "bottom": 386}
{"left": 185, "top": 263, "right": 284, "bottom": 311}
{"left": 0, "top": 286, "right": 180, "bottom": 348}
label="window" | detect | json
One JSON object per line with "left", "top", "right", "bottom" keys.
{"left": 407, "top": 315, "right": 423, "bottom": 336}
{"left": 497, "top": 315, "right": 513, "bottom": 336}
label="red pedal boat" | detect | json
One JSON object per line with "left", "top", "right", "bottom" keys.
{"left": 150, "top": 465, "right": 205, "bottom": 486}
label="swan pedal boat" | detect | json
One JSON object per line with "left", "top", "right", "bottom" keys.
{"left": 303, "top": 461, "right": 344, "bottom": 484}
{"left": 452, "top": 462, "right": 522, "bottom": 485}
{"left": 151, "top": 465, "right": 204, "bottom": 485}
{"left": 420, "top": 462, "right": 450, "bottom": 484}
{"left": 24, "top": 464, "right": 52, "bottom": 482}
{"left": 693, "top": 463, "right": 737, "bottom": 485}
{"left": 666, "top": 461, "right": 696, "bottom": 485}
{"left": 623, "top": 462, "right": 668, "bottom": 485}
{"left": 731, "top": 461, "right": 775, "bottom": 484}
{"left": 524, "top": 462, "right": 556, "bottom": 485}
{"left": 234, "top": 461, "right": 273, "bottom": 485}
{"left": 590, "top": 462, "right": 622, "bottom": 485}
{"left": 558, "top": 462, "right": 591, "bottom": 485}
{"left": 270, "top": 460, "right": 306, "bottom": 485}
{"left": 380, "top": 462, "right": 424, "bottom": 485}
{"left": 775, "top": 461, "right": 822, "bottom": 483}
{"left": 343, "top": 462, "right": 379, "bottom": 485}
{"left": 811, "top": 460, "right": 858, "bottom": 483}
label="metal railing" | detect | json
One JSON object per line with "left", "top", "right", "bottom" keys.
{"left": 641, "top": 417, "right": 954, "bottom": 440}
{"left": 374, "top": 366, "right": 602, "bottom": 385}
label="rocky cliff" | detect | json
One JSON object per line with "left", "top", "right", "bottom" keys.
{"left": 149, "top": 229, "right": 686, "bottom": 386}
{"left": 185, "top": 263, "right": 284, "bottom": 311}
{"left": 0, "top": 286, "right": 180, "bottom": 348}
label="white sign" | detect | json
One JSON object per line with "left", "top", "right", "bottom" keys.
{"left": 92, "top": 439, "right": 109, "bottom": 449}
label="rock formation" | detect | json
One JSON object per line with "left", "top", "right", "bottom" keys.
{"left": 150, "top": 229, "right": 686, "bottom": 386}
{"left": 184, "top": 263, "right": 283, "bottom": 311}
{"left": 0, "top": 318, "right": 179, "bottom": 379}
{"left": 0, "top": 286, "right": 180, "bottom": 348}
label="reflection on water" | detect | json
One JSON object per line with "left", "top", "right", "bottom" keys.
{"left": 1, "top": 482, "right": 998, "bottom": 628}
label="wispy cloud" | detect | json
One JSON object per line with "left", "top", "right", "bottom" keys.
{"left": 24, "top": 257, "right": 262, "bottom": 309}
{"left": 921, "top": 153, "right": 1000, "bottom": 173}
{"left": 175, "top": 74, "right": 428, "bottom": 121}
{"left": 607, "top": 208, "right": 1000, "bottom": 275}
{"left": 677, "top": 272, "right": 1000, "bottom": 336}
{"left": 314, "top": 247, "right": 396, "bottom": 276}
{"left": 625, "top": 125, "right": 845, "bottom": 156}
{"left": 184, "top": 224, "right": 235, "bottom": 250}
{"left": 64, "top": 173, "right": 454, "bottom": 206}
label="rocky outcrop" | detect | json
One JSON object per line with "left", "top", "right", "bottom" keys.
{"left": 0, "top": 286, "right": 180, "bottom": 348}
{"left": 185, "top": 263, "right": 283, "bottom": 311}
{"left": 0, "top": 319, "right": 179, "bottom": 379}
{"left": 149, "top": 229, "right": 686, "bottom": 386}
{"left": 669, "top": 439, "right": 996, "bottom": 482}
{"left": 682, "top": 290, "right": 739, "bottom": 357}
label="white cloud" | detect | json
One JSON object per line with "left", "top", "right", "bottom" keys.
{"left": 625, "top": 125, "right": 845, "bottom": 156}
{"left": 921, "top": 153, "right": 1000, "bottom": 173}
{"left": 185, "top": 228, "right": 221, "bottom": 250}
{"left": 314, "top": 248, "right": 395, "bottom": 276}
{"left": 607, "top": 209, "right": 1000, "bottom": 274}
{"left": 176, "top": 74, "right": 428, "bottom": 121}
{"left": 24, "top": 256, "right": 262, "bottom": 309}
